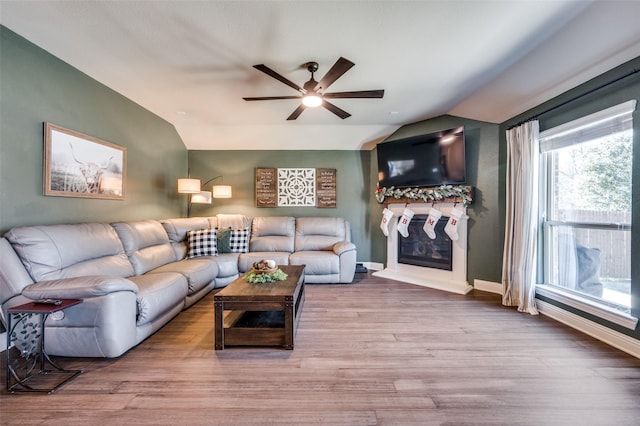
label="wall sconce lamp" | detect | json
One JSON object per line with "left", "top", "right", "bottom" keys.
{"left": 177, "top": 174, "right": 232, "bottom": 217}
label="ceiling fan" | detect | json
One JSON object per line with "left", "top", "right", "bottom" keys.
{"left": 243, "top": 57, "right": 384, "bottom": 120}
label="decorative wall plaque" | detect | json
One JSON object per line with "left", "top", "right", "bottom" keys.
{"left": 316, "top": 168, "right": 337, "bottom": 208}
{"left": 278, "top": 168, "right": 316, "bottom": 206}
{"left": 255, "top": 167, "right": 277, "bottom": 207}
{"left": 254, "top": 167, "right": 337, "bottom": 208}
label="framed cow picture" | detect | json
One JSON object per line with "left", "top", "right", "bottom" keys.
{"left": 43, "top": 123, "right": 126, "bottom": 200}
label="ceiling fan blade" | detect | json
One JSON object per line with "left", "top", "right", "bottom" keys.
{"left": 243, "top": 96, "right": 302, "bottom": 101}
{"left": 323, "top": 90, "right": 385, "bottom": 99}
{"left": 287, "top": 104, "right": 306, "bottom": 120}
{"left": 322, "top": 100, "right": 351, "bottom": 119}
{"left": 253, "top": 64, "right": 305, "bottom": 94}
{"left": 313, "top": 57, "right": 355, "bottom": 93}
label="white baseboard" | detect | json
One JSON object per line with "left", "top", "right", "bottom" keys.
{"left": 470, "top": 280, "right": 639, "bottom": 359}
{"left": 473, "top": 279, "right": 503, "bottom": 294}
{"left": 537, "top": 299, "right": 640, "bottom": 359}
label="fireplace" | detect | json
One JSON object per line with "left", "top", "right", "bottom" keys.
{"left": 373, "top": 202, "right": 472, "bottom": 294}
{"left": 398, "top": 215, "right": 452, "bottom": 271}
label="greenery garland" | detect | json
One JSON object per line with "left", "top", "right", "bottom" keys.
{"left": 244, "top": 269, "right": 288, "bottom": 284}
{"left": 375, "top": 184, "right": 472, "bottom": 206}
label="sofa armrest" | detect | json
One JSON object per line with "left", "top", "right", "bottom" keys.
{"left": 22, "top": 276, "right": 138, "bottom": 300}
{"left": 333, "top": 241, "right": 356, "bottom": 256}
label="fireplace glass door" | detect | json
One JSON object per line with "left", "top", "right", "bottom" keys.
{"left": 397, "top": 215, "right": 452, "bottom": 271}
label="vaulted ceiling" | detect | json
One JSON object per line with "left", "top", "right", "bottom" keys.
{"left": 2, "top": 1, "right": 640, "bottom": 150}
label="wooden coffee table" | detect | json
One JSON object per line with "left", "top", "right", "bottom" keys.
{"left": 214, "top": 265, "right": 305, "bottom": 350}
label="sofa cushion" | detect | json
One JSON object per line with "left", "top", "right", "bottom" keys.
{"left": 238, "top": 252, "right": 290, "bottom": 272}
{"left": 215, "top": 253, "right": 241, "bottom": 277}
{"left": 161, "top": 217, "right": 211, "bottom": 244}
{"left": 295, "top": 217, "right": 347, "bottom": 251}
{"left": 5, "top": 223, "right": 134, "bottom": 282}
{"left": 161, "top": 217, "right": 213, "bottom": 260}
{"left": 229, "top": 228, "right": 250, "bottom": 253}
{"left": 127, "top": 272, "right": 188, "bottom": 326}
{"left": 213, "top": 214, "right": 252, "bottom": 230}
{"left": 250, "top": 217, "right": 295, "bottom": 252}
{"left": 186, "top": 228, "right": 218, "bottom": 258}
{"left": 149, "top": 258, "right": 217, "bottom": 294}
{"left": 289, "top": 251, "right": 339, "bottom": 275}
{"left": 112, "top": 220, "right": 177, "bottom": 275}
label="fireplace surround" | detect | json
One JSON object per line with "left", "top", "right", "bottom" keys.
{"left": 373, "top": 202, "right": 472, "bottom": 294}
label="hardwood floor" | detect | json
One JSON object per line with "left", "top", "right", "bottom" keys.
{"left": 2, "top": 272, "right": 639, "bottom": 425}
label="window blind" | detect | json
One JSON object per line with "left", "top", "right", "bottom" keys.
{"left": 539, "top": 100, "right": 636, "bottom": 153}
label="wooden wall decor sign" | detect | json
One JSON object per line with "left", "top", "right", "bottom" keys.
{"left": 255, "top": 167, "right": 337, "bottom": 208}
{"left": 316, "top": 168, "right": 337, "bottom": 208}
{"left": 255, "top": 167, "right": 277, "bottom": 207}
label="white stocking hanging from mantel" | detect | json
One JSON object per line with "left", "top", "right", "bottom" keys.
{"left": 380, "top": 208, "right": 394, "bottom": 237}
{"left": 397, "top": 207, "right": 414, "bottom": 238}
{"left": 422, "top": 207, "right": 441, "bottom": 239}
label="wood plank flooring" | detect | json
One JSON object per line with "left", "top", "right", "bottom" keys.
{"left": 2, "top": 272, "right": 639, "bottom": 425}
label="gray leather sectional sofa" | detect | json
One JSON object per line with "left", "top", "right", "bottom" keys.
{"left": 0, "top": 215, "right": 356, "bottom": 358}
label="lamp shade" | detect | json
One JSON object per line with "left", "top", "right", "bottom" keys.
{"left": 178, "top": 178, "right": 201, "bottom": 194}
{"left": 212, "top": 185, "right": 232, "bottom": 198}
{"left": 191, "top": 191, "right": 212, "bottom": 204}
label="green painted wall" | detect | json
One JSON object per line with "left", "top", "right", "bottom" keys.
{"left": 187, "top": 150, "right": 374, "bottom": 263}
{"left": 370, "top": 116, "right": 502, "bottom": 283}
{"left": 501, "top": 56, "right": 640, "bottom": 339}
{"left": 0, "top": 26, "right": 186, "bottom": 233}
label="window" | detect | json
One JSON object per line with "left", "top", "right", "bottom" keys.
{"left": 538, "top": 101, "right": 636, "bottom": 323}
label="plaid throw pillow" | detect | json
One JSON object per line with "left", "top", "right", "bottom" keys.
{"left": 186, "top": 228, "right": 218, "bottom": 258}
{"left": 229, "top": 228, "right": 249, "bottom": 253}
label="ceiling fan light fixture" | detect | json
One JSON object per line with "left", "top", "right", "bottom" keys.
{"left": 302, "top": 94, "right": 322, "bottom": 107}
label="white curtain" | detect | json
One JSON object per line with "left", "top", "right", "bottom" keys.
{"left": 502, "top": 120, "right": 539, "bottom": 315}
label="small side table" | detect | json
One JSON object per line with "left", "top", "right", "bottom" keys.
{"left": 6, "top": 299, "right": 83, "bottom": 394}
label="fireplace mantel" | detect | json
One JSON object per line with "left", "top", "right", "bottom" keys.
{"left": 379, "top": 185, "right": 474, "bottom": 207}
{"left": 373, "top": 201, "right": 473, "bottom": 295}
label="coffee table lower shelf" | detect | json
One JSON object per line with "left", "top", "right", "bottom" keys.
{"left": 221, "top": 310, "right": 290, "bottom": 348}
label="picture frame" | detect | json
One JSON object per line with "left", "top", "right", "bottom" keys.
{"left": 43, "top": 122, "right": 126, "bottom": 200}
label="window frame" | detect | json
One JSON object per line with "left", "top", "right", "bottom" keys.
{"left": 536, "top": 100, "right": 637, "bottom": 330}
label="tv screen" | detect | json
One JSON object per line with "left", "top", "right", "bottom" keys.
{"left": 376, "top": 126, "right": 466, "bottom": 188}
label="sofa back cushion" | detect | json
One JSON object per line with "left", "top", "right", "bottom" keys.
{"left": 295, "top": 217, "right": 349, "bottom": 251}
{"left": 5, "top": 223, "right": 133, "bottom": 281}
{"left": 250, "top": 216, "right": 295, "bottom": 252}
{"left": 161, "top": 217, "right": 211, "bottom": 259}
{"left": 211, "top": 214, "right": 252, "bottom": 230}
{"left": 112, "top": 220, "right": 176, "bottom": 275}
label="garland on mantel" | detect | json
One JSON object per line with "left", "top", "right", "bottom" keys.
{"left": 375, "top": 185, "right": 473, "bottom": 206}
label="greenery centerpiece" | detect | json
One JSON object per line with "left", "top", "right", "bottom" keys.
{"left": 245, "top": 269, "right": 288, "bottom": 283}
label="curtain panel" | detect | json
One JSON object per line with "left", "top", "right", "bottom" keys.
{"left": 502, "top": 121, "right": 539, "bottom": 314}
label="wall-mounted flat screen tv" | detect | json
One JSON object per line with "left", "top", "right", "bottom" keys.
{"left": 376, "top": 126, "right": 466, "bottom": 188}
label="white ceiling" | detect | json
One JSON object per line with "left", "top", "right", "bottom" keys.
{"left": 2, "top": 1, "right": 640, "bottom": 150}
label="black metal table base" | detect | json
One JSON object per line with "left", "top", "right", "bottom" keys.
{"left": 6, "top": 302, "right": 83, "bottom": 394}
